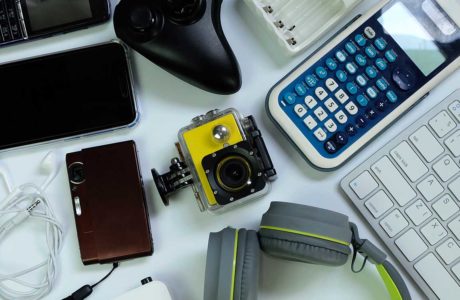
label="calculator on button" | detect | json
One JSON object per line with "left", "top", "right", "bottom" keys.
{"left": 267, "top": 0, "right": 460, "bottom": 170}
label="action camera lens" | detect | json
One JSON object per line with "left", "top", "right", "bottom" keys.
{"left": 69, "top": 163, "right": 85, "bottom": 184}
{"left": 216, "top": 156, "right": 251, "bottom": 192}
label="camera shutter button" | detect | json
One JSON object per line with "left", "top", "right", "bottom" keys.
{"left": 129, "top": 6, "right": 155, "bottom": 32}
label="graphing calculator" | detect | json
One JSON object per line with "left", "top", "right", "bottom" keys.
{"left": 267, "top": 0, "right": 460, "bottom": 170}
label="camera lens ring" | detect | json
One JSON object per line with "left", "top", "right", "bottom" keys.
{"left": 215, "top": 155, "right": 252, "bottom": 192}
{"left": 68, "top": 162, "right": 85, "bottom": 185}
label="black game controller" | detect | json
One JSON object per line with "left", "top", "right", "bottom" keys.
{"left": 114, "top": 0, "right": 242, "bottom": 95}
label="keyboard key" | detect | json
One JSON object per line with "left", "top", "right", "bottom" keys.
{"left": 376, "top": 78, "right": 389, "bottom": 91}
{"left": 283, "top": 93, "right": 296, "bottom": 105}
{"left": 356, "top": 94, "right": 368, "bottom": 107}
{"left": 436, "top": 238, "right": 460, "bottom": 264}
{"left": 356, "top": 75, "right": 367, "bottom": 87}
{"left": 314, "top": 107, "right": 328, "bottom": 121}
{"left": 454, "top": 263, "right": 460, "bottom": 281}
{"left": 316, "top": 67, "right": 328, "bottom": 79}
{"left": 421, "top": 219, "right": 447, "bottom": 245}
{"left": 325, "top": 58, "right": 337, "bottom": 71}
{"left": 366, "top": 87, "right": 378, "bottom": 99}
{"left": 345, "top": 42, "right": 357, "bottom": 54}
{"left": 305, "top": 75, "right": 317, "bottom": 87}
{"left": 445, "top": 130, "right": 460, "bottom": 157}
{"left": 448, "top": 100, "right": 460, "bottom": 121}
{"left": 313, "top": 128, "right": 327, "bottom": 141}
{"left": 386, "top": 91, "right": 398, "bottom": 103}
{"left": 346, "top": 82, "right": 358, "bottom": 95}
{"left": 380, "top": 210, "right": 408, "bottom": 237}
{"left": 374, "top": 37, "right": 387, "bottom": 50}
{"left": 365, "top": 190, "right": 393, "bottom": 218}
{"left": 335, "top": 89, "right": 349, "bottom": 104}
{"left": 433, "top": 195, "right": 459, "bottom": 221}
{"left": 325, "top": 78, "right": 339, "bottom": 92}
{"left": 345, "top": 62, "right": 358, "bottom": 74}
{"left": 345, "top": 101, "right": 358, "bottom": 115}
{"left": 390, "top": 142, "right": 428, "bottom": 182}
{"left": 395, "top": 229, "right": 427, "bottom": 261}
{"left": 303, "top": 115, "right": 317, "bottom": 130}
{"left": 365, "top": 66, "right": 378, "bottom": 78}
{"left": 375, "top": 58, "right": 387, "bottom": 71}
{"left": 365, "top": 46, "right": 377, "bottom": 58}
{"left": 385, "top": 49, "right": 398, "bottom": 62}
{"left": 409, "top": 126, "right": 444, "bottom": 162}
{"left": 371, "top": 156, "right": 416, "bottom": 206}
{"left": 324, "top": 98, "right": 338, "bottom": 113}
{"left": 429, "top": 111, "right": 456, "bottom": 138}
{"left": 336, "top": 70, "right": 347, "bottom": 82}
{"left": 315, "top": 87, "right": 328, "bottom": 100}
{"left": 295, "top": 83, "right": 307, "bottom": 96}
{"left": 405, "top": 200, "right": 432, "bottom": 226}
{"left": 355, "top": 34, "right": 366, "bottom": 46}
{"left": 355, "top": 54, "right": 367, "bottom": 67}
{"left": 324, "top": 119, "right": 337, "bottom": 133}
{"left": 448, "top": 215, "right": 460, "bottom": 240}
{"left": 305, "top": 96, "right": 317, "bottom": 109}
{"left": 414, "top": 254, "right": 460, "bottom": 299}
{"left": 334, "top": 110, "right": 347, "bottom": 124}
{"left": 433, "top": 155, "right": 459, "bottom": 181}
{"left": 364, "top": 27, "right": 376, "bottom": 39}
{"left": 349, "top": 171, "right": 378, "bottom": 199}
{"left": 417, "top": 175, "right": 443, "bottom": 202}
{"left": 294, "top": 104, "right": 307, "bottom": 118}
{"left": 335, "top": 50, "right": 347, "bottom": 62}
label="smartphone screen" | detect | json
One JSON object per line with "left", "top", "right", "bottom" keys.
{"left": 0, "top": 42, "right": 138, "bottom": 151}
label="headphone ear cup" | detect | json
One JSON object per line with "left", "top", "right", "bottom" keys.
{"left": 258, "top": 202, "right": 353, "bottom": 266}
{"left": 204, "top": 227, "right": 260, "bottom": 300}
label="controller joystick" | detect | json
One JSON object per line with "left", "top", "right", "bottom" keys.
{"left": 114, "top": 0, "right": 242, "bottom": 95}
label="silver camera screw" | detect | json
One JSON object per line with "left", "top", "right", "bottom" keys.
{"left": 212, "top": 125, "right": 230, "bottom": 143}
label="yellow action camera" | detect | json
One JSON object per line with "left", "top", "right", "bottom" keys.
{"left": 152, "top": 108, "right": 276, "bottom": 213}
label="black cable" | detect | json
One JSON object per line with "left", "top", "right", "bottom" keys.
{"left": 91, "top": 262, "right": 119, "bottom": 288}
{"left": 351, "top": 242, "right": 368, "bottom": 273}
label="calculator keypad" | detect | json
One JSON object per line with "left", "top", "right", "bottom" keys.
{"left": 0, "top": 0, "right": 25, "bottom": 43}
{"left": 279, "top": 23, "right": 409, "bottom": 157}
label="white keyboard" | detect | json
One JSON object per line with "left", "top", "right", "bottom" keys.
{"left": 341, "top": 90, "right": 460, "bottom": 300}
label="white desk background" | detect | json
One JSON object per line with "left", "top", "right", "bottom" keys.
{"left": 1, "top": 0, "right": 457, "bottom": 299}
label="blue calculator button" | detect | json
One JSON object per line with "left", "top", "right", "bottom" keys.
{"left": 356, "top": 115, "right": 367, "bottom": 128}
{"left": 357, "top": 94, "right": 368, "bottom": 107}
{"left": 366, "top": 108, "right": 377, "bottom": 120}
{"left": 365, "top": 46, "right": 377, "bottom": 58}
{"left": 375, "top": 99, "right": 386, "bottom": 111}
{"left": 346, "top": 82, "right": 358, "bottom": 95}
{"left": 336, "top": 70, "right": 348, "bottom": 82}
{"left": 355, "top": 54, "right": 367, "bottom": 67}
{"left": 335, "top": 132, "right": 348, "bottom": 145}
{"left": 326, "top": 58, "right": 338, "bottom": 70}
{"left": 325, "top": 141, "right": 338, "bottom": 154}
{"left": 356, "top": 75, "right": 367, "bottom": 87}
{"left": 385, "top": 49, "right": 398, "bottom": 62}
{"left": 354, "top": 34, "right": 366, "bottom": 47}
{"left": 365, "top": 66, "right": 378, "bottom": 78}
{"left": 375, "top": 58, "right": 387, "bottom": 71}
{"left": 346, "top": 63, "right": 358, "bottom": 74}
{"left": 376, "top": 78, "right": 389, "bottom": 91}
{"left": 366, "top": 87, "right": 378, "bottom": 99}
{"left": 335, "top": 51, "right": 347, "bottom": 62}
{"left": 316, "top": 66, "right": 328, "bottom": 79}
{"left": 346, "top": 124, "right": 357, "bottom": 136}
{"left": 283, "top": 92, "right": 297, "bottom": 105}
{"left": 295, "top": 83, "right": 307, "bottom": 96}
{"left": 374, "top": 37, "right": 387, "bottom": 50}
{"left": 305, "top": 75, "right": 317, "bottom": 87}
{"left": 345, "top": 42, "right": 357, "bottom": 54}
{"left": 386, "top": 90, "right": 398, "bottom": 103}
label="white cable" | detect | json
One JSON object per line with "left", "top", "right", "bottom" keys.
{"left": 0, "top": 154, "right": 63, "bottom": 300}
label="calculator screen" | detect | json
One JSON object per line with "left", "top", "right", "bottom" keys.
{"left": 378, "top": 2, "right": 446, "bottom": 76}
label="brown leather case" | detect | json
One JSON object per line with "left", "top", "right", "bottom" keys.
{"left": 66, "top": 141, "right": 153, "bottom": 265}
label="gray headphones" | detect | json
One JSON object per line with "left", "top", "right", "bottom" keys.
{"left": 204, "top": 202, "right": 411, "bottom": 300}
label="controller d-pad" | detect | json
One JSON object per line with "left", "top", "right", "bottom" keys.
{"left": 163, "top": 0, "right": 204, "bottom": 23}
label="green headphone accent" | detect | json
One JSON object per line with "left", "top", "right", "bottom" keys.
{"left": 204, "top": 202, "right": 411, "bottom": 300}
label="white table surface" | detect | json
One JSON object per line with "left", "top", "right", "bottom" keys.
{"left": 1, "top": 0, "right": 458, "bottom": 299}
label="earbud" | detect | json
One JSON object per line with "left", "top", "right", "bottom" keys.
{"left": 0, "top": 163, "right": 14, "bottom": 193}
{"left": 40, "top": 152, "right": 60, "bottom": 190}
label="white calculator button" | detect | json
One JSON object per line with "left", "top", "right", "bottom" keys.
{"left": 313, "top": 128, "right": 327, "bottom": 141}
{"left": 409, "top": 126, "right": 444, "bottom": 162}
{"left": 448, "top": 100, "right": 460, "bottom": 122}
{"left": 365, "top": 190, "right": 393, "bottom": 218}
{"left": 429, "top": 111, "right": 456, "bottom": 138}
{"left": 325, "top": 78, "right": 339, "bottom": 92}
{"left": 380, "top": 209, "right": 408, "bottom": 238}
{"left": 304, "top": 96, "right": 317, "bottom": 109}
{"left": 294, "top": 104, "right": 307, "bottom": 118}
{"left": 448, "top": 215, "right": 460, "bottom": 240}
{"left": 314, "top": 107, "right": 328, "bottom": 121}
{"left": 364, "top": 26, "right": 376, "bottom": 39}
{"left": 315, "top": 87, "right": 328, "bottom": 100}
{"left": 349, "top": 171, "right": 378, "bottom": 199}
{"left": 405, "top": 200, "right": 432, "bottom": 226}
{"left": 433, "top": 195, "right": 459, "bottom": 221}
{"left": 324, "top": 119, "right": 337, "bottom": 133}
{"left": 417, "top": 175, "right": 443, "bottom": 202}
{"left": 433, "top": 155, "right": 459, "bottom": 182}
{"left": 390, "top": 141, "right": 428, "bottom": 182}
{"left": 445, "top": 130, "right": 460, "bottom": 157}
{"left": 334, "top": 89, "right": 349, "bottom": 104}
{"left": 303, "top": 115, "right": 317, "bottom": 130}
{"left": 324, "top": 98, "right": 338, "bottom": 113}
{"left": 345, "top": 101, "right": 358, "bottom": 115}
{"left": 449, "top": 177, "right": 460, "bottom": 201}
{"left": 421, "top": 219, "right": 447, "bottom": 245}
{"left": 436, "top": 238, "right": 460, "bottom": 265}
{"left": 395, "top": 229, "right": 427, "bottom": 261}
{"left": 334, "top": 110, "right": 348, "bottom": 124}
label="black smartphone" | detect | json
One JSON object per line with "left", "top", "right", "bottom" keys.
{"left": 0, "top": 41, "right": 138, "bottom": 151}
{"left": 0, "top": 0, "right": 110, "bottom": 46}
